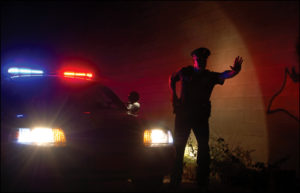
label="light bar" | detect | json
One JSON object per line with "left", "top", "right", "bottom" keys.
{"left": 8, "top": 67, "right": 44, "bottom": 77}
{"left": 63, "top": 71, "right": 93, "bottom": 79}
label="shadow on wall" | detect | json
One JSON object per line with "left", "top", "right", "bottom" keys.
{"left": 265, "top": 65, "right": 299, "bottom": 170}
{"left": 217, "top": 1, "right": 299, "bottom": 170}
{"left": 267, "top": 66, "right": 299, "bottom": 121}
{"left": 265, "top": 40, "right": 299, "bottom": 171}
{"left": 266, "top": 40, "right": 299, "bottom": 172}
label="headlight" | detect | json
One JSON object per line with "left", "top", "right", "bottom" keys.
{"left": 143, "top": 128, "right": 173, "bottom": 147}
{"left": 17, "top": 127, "right": 66, "bottom": 146}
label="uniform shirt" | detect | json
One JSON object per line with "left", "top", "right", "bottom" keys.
{"left": 176, "top": 66, "right": 224, "bottom": 112}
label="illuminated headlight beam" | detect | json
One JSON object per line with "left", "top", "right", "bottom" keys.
{"left": 143, "top": 128, "right": 173, "bottom": 147}
{"left": 17, "top": 127, "right": 66, "bottom": 146}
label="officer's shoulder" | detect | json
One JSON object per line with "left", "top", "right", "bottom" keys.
{"left": 180, "top": 66, "right": 194, "bottom": 74}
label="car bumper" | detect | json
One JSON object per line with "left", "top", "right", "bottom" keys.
{"left": 2, "top": 143, "right": 175, "bottom": 180}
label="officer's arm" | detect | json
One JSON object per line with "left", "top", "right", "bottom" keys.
{"left": 169, "top": 71, "right": 180, "bottom": 102}
{"left": 220, "top": 56, "right": 243, "bottom": 79}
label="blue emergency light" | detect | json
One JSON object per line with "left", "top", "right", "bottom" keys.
{"left": 16, "top": 114, "right": 25, "bottom": 118}
{"left": 8, "top": 67, "right": 44, "bottom": 77}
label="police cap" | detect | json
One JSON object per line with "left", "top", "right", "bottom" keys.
{"left": 191, "top": 47, "right": 211, "bottom": 58}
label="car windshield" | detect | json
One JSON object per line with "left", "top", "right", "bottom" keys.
{"left": 69, "top": 82, "right": 126, "bottom": 111}
{"left": 1, "top": 76, "right": 126, "bottom": 114}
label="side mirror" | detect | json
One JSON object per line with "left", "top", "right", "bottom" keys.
{"left": 127, "top": 91, "right": 140, "bottom": 116}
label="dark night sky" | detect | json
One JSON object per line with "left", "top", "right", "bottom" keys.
{"left": 1, "top": 1, "right": 187, "bottom": 105}
{"left": 2, "top": 2, "right": 185, "bottom": 71}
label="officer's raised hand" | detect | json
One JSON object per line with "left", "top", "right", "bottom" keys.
{"left": 230, "top": 56, "right": 243, "bottom": 74}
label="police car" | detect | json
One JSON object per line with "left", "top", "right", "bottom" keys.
{"left": 1, "top": 66, "right": 175, "bottom": 191}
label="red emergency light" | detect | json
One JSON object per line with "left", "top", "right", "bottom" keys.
{"left": 63, "top": 71, "right": 93, "bottom": 79}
